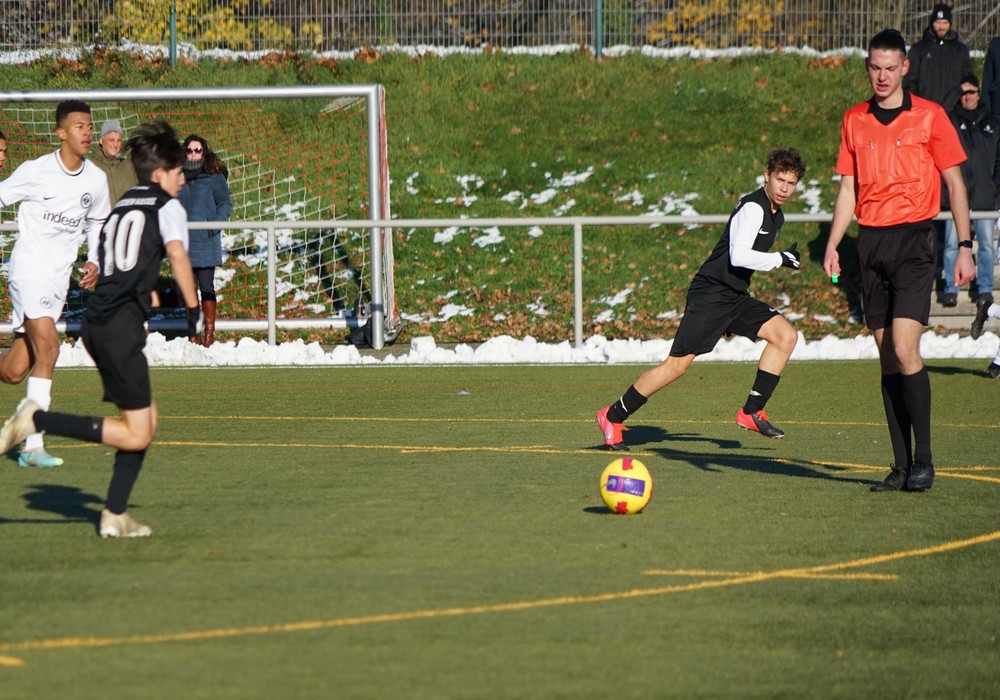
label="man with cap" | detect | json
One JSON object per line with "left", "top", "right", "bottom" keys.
{"left": 903, "top": 4, "right": 973, "bottom": 112}
{"left": 91, "top": 119, "right": 137, "bottom": 205}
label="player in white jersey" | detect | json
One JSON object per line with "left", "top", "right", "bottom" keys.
{"left": 0, "top": 100, "right": 111, "bottom": 467}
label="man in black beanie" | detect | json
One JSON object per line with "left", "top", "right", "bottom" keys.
{"left": 904, "top": 4, "right": 973, "bottom": 111}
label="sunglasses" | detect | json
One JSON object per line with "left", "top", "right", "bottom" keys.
{"left": 962, "top": 89, "right": 979, "bottom": 96}
{"left": 186, "top": 147, "right": 204, "bottom": 154}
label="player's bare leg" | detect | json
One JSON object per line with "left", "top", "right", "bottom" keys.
{"left": 0, "top": 334, "right": 34, "bottom": 385}
{"left": 633, "top": 353, "right": 697, "bottom": 397}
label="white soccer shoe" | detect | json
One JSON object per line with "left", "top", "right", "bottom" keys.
{"left": 0, "top": 398, "right": 42, "bottom": 455}
{"left": 99, "top": 509, "right": 152, "bottom": 539}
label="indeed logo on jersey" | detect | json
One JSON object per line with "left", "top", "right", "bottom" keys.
{"left": 42, "top": 210, "right": 84, "bottom": 228}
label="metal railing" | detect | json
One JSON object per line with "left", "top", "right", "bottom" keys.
{"left": 5, "top": 210, "right": 995, "bottom": 349}
{"left": 1, "top": 1, "right": 997, "bottom": 55}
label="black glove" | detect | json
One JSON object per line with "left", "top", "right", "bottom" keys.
{"left": 186, "top": 306, "right": 205, "bottom": 337}
{"left": 780, "top": 242, "right": 801, "bottom": 270}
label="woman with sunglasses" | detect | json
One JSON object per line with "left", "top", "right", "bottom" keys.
{"left": 178, "top": 134, "right": 232, "bottom": 346}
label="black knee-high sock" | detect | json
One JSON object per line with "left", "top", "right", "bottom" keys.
{"left": 32, "top": 411, "right": 103, "bottom": 443}
{"left": 901, "top": 368, "right": 932, "bottom": 466}
{"left": 606, "top": 385, "right": 648, "bottom": 424}
{"left": 881, "top": 373, "right": 912, "bottom": 468}
{"left": 743, "top": 369, "right": 780, "bottom": 414}
{"left": 106, "top": 450, "right": 146, "bottom": 515}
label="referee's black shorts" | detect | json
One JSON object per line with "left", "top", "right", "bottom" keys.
{"left": 856, "top": 222, "right": 935, "bottom": 331}
{"left": 670, "top": 283, "right": 781, "bottom": 357}
{"left": 81, "top": 309, "right": 152, "bottom": 411}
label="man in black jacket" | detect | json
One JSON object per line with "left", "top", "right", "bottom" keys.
{"left": 903, "top": 4, "right": 972, "bottom": 112}
{"left": 941, "top": 75, "right": 999, "bottom": 308}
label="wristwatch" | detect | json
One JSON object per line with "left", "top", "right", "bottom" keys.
{"left": 958, "top": 240, "right": 974, "bottom": 249}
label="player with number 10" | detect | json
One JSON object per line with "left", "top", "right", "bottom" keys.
{"left": 0, "top": 119, "right": 204, "bottom": 538}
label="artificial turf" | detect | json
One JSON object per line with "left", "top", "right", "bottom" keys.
{"left": 0, "top": 361, "right": 997, "bottom": 699}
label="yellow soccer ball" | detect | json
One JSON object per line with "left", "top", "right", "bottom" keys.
{"left": 599, "top": 457, "right": 653, "bottom": 514}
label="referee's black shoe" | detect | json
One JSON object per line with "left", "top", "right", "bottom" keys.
{"left": 870, "top": 464, "right": 908, "bottom": 492}
{"left": 735, "top": 408, "right": 785, "bottom": 439}
{"left": 905, "top": 461, "right": 934, "bottom": 492}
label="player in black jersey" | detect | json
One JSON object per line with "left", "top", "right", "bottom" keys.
{"left": 0, "top": 119, "right": 204, "bottom": 538}
{"left": 597, "top": 148, "right": 807, "bottom": 450}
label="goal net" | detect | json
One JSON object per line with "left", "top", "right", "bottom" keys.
{"left": 0, "top": 86, "right": 398, "bottom": 347}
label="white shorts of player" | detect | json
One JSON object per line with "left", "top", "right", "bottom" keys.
{"left": 8, "top": 277, "right": 68, "bottom": 333}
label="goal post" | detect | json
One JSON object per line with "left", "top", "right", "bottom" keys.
{"left": 0, "top": 85, "right": 398, "bottom": 349}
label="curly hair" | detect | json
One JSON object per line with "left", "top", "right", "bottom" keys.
{"left": 766, "top": 148, "right": 807, "bottom": 179}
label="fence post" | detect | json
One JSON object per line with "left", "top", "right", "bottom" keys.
{"left": 169, "top": 0, "right": 177, "bottom": 67}
{"left": 595, "top": 0, "right": 604, "bottom": 57}
{"left": 268, "top": 223, "right": 276, "bottom": 346}
{"left": 574, "top": 222, "right": 583, "bottom": 348}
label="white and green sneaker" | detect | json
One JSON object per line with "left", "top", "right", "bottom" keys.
{"left": 99, "top": 509, "right": 152, "bottom": 539}
{"left": 0, "top": 398, "right": 41, "bottom": 456}
{"left": 18, "top": 448, "right": 64, "bottom": 468}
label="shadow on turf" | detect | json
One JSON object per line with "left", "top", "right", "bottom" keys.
{"left": 0, "top": 484, "right": 103, "bottom": 528}
{"left": 586, "top": 424, "right": 743, "bottom": 452}
{"left": 588, "top": 424, "right": 866, "bottom": 485}
{"left": 925, "top": 365, "right": 985, "bottom": 377}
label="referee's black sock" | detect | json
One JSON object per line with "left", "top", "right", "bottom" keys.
{"left": 742, "top": 370, "right": 780, "bottom": 414}
{"left": 106, "top": 450, "right": 146, "bottom": 515}
{"left": 881, "top": 373, "right": 912, "bottom": 469}
{"left": 32, "top": 411, "right": 104, "bottom": 443}
{"left": 901, "top": 367, "right": 932, "bottom": 466}
{"left": 606, "top": 385, "right": 648, "bottom": 424}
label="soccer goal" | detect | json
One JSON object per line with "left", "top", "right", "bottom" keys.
{"left": 0, "top": 85, "right": 399, "bottom": 348}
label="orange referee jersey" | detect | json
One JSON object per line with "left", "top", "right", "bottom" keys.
{"left": 835, "top": 93, "right": 966, "bottom": 227}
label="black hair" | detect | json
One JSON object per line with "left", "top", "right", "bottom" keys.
{"left": 766, "top": 148, "right": 807, "bottom": 179}
{"left": 126, "top": 119, "right": 184, "bottom": 182}
{"left": 868, "top": 29, "right": 907, "bottom": 55}
{"left": 961, "top": 73, "right": 979, "bottom": 88}
{"left": 54, "top": 99, "right": 91, "bottom": 129}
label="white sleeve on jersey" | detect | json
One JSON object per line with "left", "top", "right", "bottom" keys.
{"left": 0, "top": 158, "right": 41, "bottom": 207}
{"left": 159, "top": 198, "right": 190, "bottom": 252}
{"left": 728, "top": 201, "right": 783, "bottom": 272}
{"left": 83, "top": 161, "right": 112, "bottom": 266}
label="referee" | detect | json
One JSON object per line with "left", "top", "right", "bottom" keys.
{"left": 823, "top": 29, "right": 976, "bottom": 493}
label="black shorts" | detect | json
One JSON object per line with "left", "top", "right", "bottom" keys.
{"left": 80, "top": 309, "right": 152, "bottom": 410}
{"left": 670, "top": 283, "right": 781, "bottom": 357}
{"left": 856, "top": 223, "right": 935, "bottom": 330}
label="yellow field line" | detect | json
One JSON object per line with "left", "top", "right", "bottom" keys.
{"left": 164, "top": 415, "right": 1000, "bottom": 429}
{"left": 642, "top": 569, "right": 898, "bottom": 581}
{"left": 1, "top": 530, "right": 996, "bottom": 658}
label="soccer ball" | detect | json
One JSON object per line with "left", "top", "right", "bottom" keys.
{"left": 599, "top": 457, "right": 653, "bottom": 514}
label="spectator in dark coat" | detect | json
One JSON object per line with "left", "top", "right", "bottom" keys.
{"left": 177, "top": 134, "right": 232, "bottom": 347}
{"left": 941, "top": 74, "right": 1000, "bottom": 306}
{"left": 982, "top": 36, "right": 1000, "bottom": 123}
{"left": 903, "top": 4, "right": 973, "bottom": 112}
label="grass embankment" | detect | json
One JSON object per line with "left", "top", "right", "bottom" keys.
{"left": 1, "top": 50, "right": 975, "bottom": 343}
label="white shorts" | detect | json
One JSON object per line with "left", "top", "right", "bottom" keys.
{"left": 8, "top": 278, "right": 68, "bottom": 333}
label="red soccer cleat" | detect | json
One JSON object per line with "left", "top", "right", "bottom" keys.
{"left": 735, "top": 407, "right": 785, "bottom": 439}
{"left": 596, "top": 406, "right": 629, "bottom": 451}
